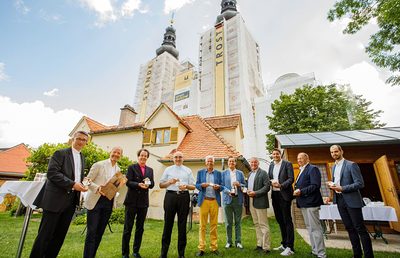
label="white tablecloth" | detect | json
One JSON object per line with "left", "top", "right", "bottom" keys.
{"left": 320, "top": 204, "right": 398, "bottom": 222}
{"left": 0, "top": 181, "right": 45, "bottom": 208}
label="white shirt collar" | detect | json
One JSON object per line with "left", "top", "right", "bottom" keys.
{"left": 335, "top": 158, "right": 345, "bottom": 165}
{"left": 72, "top": 147, "right": 80, "bottom": 154}
{"left": 274, "top": 159, "right": 282, "bottom": 165}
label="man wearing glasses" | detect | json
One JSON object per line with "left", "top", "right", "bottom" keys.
{"left": 30, "top": 131, "right": 89, "bottom": 258}
{"left": 159, "top": 151, "right": 195, "bottom": 258}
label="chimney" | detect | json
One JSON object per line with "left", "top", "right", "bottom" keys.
{"left": 119, "top": 104, "right": 137, "bottom": 127}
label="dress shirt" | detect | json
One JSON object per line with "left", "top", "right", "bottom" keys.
{"left": 160, "top": 165, "right": 195, "bottom": 191}
{"left": 248, "top": 170, "right": 257, "bottom": 191}
{"left": 272, "top": 160, "right": 282, "bottom": 191}
{"left": 295, "top": 163, "right": 308, "bottom": 184}
{"left": 205, "top": 171, "right": 216, "bottom": 198}
{"left": 107, "top": 160, "right": 117, "bottom": 181}
{"left": 333, "top": 159, "right": 345, "bottom": 186}
{"left": 230, "top": 169, "right": 237, "bottom": 187}
{"left": 72, "top": 147, "right": 82, "bottom": 183}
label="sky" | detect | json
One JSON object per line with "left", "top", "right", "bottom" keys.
{"left": 1, "top": 0, "right": 400, "bottom": 148}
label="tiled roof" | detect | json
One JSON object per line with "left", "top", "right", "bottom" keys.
{"left": 84, "top": 116, "right": 109, "bottom": 132}
{"left": 91, "top": 123, "right": 144, "bottom": 134}
{"left": 167, "top": 115, "right": 240, "bottom": 160}
{"left": 0, "top": 144, "right": 30, "bottom": 174}
{"left": 204, "top": 114, "right": 241, "bottom": 129}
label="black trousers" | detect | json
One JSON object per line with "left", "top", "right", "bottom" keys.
{"left": 160, "top": 191, "right": 190, "bottom": 258}
{"left": 271, "top": 191, "right": 294, "bottom": 250}
{"left": 122, "top": 205, "right": 148, "bottom": 256}
{"left": 30, "top": 196, "right": 77, "bottom": 258}
{"left": 337, "top": 194, "right": 374, "bottom": 258}
{"left": 83, "top": 196, "right": 113, "bottom": 258}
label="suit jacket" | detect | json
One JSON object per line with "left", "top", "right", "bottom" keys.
{"left": 294, "top": 163, "right": 323, "bottom": 208}
{"left": 249, "top": 168, "right": 270, "bottom": 209}
{"left": 268, "top": 160, "right": 294, "bottom": 201}
{"left": 220, "top": 169, "right": 246, "bottom": 205}
{"left": 332, "top": 159, "right": 365, "bottom": 208}
{"left": 84, "top": 158, "right": 120, "bottom": 210}
{"left": 123, "top": 163, "right": 154, "bottom": 208}
{"left": 34, "top": 147, "right": 85, "bottom": 213}
{"left": 195, "top": 169, "right": 222, "bottom": 207}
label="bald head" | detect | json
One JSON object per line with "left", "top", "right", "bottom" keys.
{"left": 297, "top": 152, "right": 309, "bottom": 167}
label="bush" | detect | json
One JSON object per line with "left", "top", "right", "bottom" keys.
{"left": 73, "top": 213, "right": 87, "bottom": 225}
{"left": 9, "top": 198, "right": 21, "bottom": 216}
{"left": 109, "top": 208, "right": 125, "bottom": 224}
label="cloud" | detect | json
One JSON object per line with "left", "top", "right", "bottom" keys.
{"left": 333, "top": 61, "right": 400, "bottom": 126}
{"left": 14, "top": 0, "right": 30, "bottom": 14}
{"left": 79, "top": 0, "right": 146, "bottom": 26}
{"left": 0, "top": 63, "right": 8, "bottom": 81}
{"left": 0, "top": 96, "right": 85, "bottom": 147}
{"left": 43, "top": 88, "right": 59, "bottom": 97}
{"left": 164, "top": 0, "right": 195, "bottom": 14}
{"left": 39, "top": 9, "right": 63, "bottom": 23}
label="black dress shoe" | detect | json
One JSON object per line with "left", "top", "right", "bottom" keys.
{"left": 263, "top": 250, "right": 270, "bottom": 255}
{"left": 196, "top": 251, "right": 205, "bottom": 256}
{"left": 254, "top": 246, "right": 262, "bottom": 251}
{"left": 211, "top": 250, "right": 221, "bottom": 256}
{"left": 122, "top": 255, "right": 130, "bottom": 258}
{"left": 133, "top": 253, "right": 142, "bottom": 258}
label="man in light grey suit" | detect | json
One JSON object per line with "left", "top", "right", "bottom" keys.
{"left": 83, "top": 147, "right": 124, "bottom": 258}
{"left": 329, "top": 145, "right": 374, "bottom": 258}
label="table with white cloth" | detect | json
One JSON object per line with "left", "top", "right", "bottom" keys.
{"left": 0, "top": 181, "right": 45, "bottom": 258}
{"left": 320, "top": 204, "right": 398, "bottom": 244}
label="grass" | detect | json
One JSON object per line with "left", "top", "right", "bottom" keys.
{"left": 0, "top": 212, "right": 398, "bottom": 258}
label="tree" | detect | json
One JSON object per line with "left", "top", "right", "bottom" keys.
{"left": 25, "top": 142, "right": 132, "bottom": 181}
{"left": 327, "top": 0, "right": 400, "bottom": 86}
{"left": 266, "top": 84, "right": 385, "bottom": 151}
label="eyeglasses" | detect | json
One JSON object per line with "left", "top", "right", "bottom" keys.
{"left": 75, "top": 138, "right": 88, "bottom": 142}
{"left": 174, "top": 156, "right": 183, "bottom": 158}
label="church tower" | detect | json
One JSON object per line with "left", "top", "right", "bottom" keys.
{"left": 198, "top": 0, "right": 266, "bottom": 158}
{"left": 133, "top": 23, "right": 182, "bottom": 122}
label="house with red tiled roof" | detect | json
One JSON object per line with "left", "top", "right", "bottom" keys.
{"left": 70, "top": 103, "right": 247, "bottom": 219}
{"left": 0, "top": 144, "right": 30, "bottom": 185}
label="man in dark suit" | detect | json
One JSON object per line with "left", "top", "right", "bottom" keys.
{"left": 30, "top": 131, "right": 89, "bottom": 258}
{"left": 122, "top": 148, "right": 155, "bottom": 258}
{"left": 329, "top": 145, "right": 374, "bottom": 258}
{"left": 294, "top": 152, "right": 326, "bottom": 258}
{"left": 268, "top": 149, "right": 295, "bottom": 256}
{"left": 247, "top": 157, "right": 271, "bottom": 254}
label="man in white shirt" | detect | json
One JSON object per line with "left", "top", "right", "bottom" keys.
{"left": 159, "top": 151, "right": 195, "bottom": 258}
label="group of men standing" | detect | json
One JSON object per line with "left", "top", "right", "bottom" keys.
{"left": 28, "top": 130, "right": 374, "bottom": 258}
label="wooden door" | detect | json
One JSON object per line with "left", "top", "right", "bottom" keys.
{"left": 373, "top": 155, "right": 400, "bottom": 232}
{"left": 388, "top": 159, "right": 400, "bottom": 194}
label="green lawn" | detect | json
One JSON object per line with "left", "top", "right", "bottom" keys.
{"left": 0, "top": 212, "right": 397, "bottom": 258}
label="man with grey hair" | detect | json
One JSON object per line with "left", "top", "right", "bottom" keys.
{"left": 293, "top": 152, "right": 326, "bottom": 258}
{"left": 83, "top": 146, "right": 124, "bottom": 258}
{"left": 195, "top": 155, "right": 222, "bottom": 256}
{"left": 247, "top": 157, "right": 271, "bottom": 254}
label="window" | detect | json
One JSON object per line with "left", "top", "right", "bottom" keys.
{"left": 142, "top": 127, "right": 178, "bottom": 145}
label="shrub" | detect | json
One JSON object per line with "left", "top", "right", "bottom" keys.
{"left": 109, "top": 208, "right": 125, "bottom": 224}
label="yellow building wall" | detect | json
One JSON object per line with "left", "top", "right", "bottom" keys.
{"left": 91, "top": 131, "right": 142, "bottom": 161}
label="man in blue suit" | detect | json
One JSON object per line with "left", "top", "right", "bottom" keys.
{"left": 195, "top": 155, "right": 222, "bottom": 256}
{"left": 294, "top": 152, "right": 326, "bottom": 258}
{"left": 220, "top": 156, "right": 246, "bottom": 249}
{"left": 329, "top": 145, "right": 374, "bottom": 258}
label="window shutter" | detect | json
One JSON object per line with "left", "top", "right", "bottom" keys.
{"left": 142, "top": 129, "right": 152, "bottom": 145}
{"left": 170, "top": 127, "right": 178, "bottom": 142}
{"left": 151, "top": 130, "right": 157, "bottom": 144}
